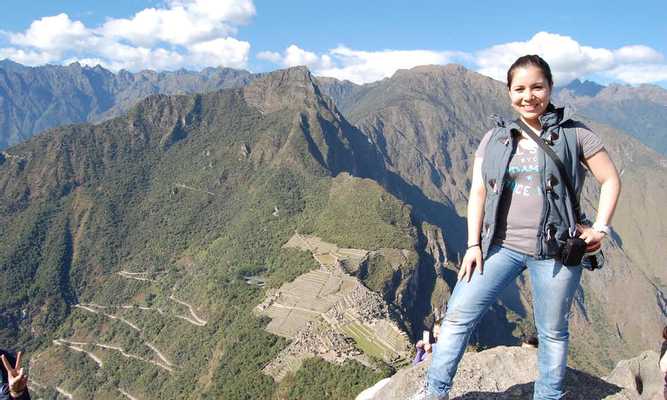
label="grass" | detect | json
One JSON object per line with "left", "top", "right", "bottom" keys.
{"left": 341, "top": 323, "right": 390, "bottom": 360}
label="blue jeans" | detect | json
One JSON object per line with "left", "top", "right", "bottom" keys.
{"left": 427, "top": 245, "right": 582, "bottom": 400}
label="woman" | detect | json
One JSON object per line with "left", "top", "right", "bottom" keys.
{"left": 660, "top": 326, "right": 667, "bottom": 399}
{"left": 424, "top": 55, "right": 621, "bottom": 400}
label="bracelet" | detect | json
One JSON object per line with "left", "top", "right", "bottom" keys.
{"left": 592, "top": 223, "right": 611, "bottom": 236}
{"left": 467, "top": 244, "right": 480, "bottom": 249}
{"left": 9, "top": 390, "right": 25, "bottom": 399}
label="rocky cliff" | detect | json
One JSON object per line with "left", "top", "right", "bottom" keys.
{"left": 360, "top": 346, "right": 663, "bottom": 400}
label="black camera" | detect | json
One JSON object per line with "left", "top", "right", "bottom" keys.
{"left": 559, "top": 237, "right": 586, "bottom": 267}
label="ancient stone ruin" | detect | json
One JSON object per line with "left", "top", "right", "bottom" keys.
{"left": 255, "top": 233, "right": 411, "bottom": 381}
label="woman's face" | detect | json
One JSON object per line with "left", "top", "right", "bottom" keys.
{"left": 508, "top": 65, "right": 552, "bottom": 123}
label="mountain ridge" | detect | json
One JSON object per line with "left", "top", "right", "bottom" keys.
{"left": 0, "top": 60, "right": 256, "bottom": 149}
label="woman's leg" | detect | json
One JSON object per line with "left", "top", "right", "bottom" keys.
{"left": 527, "top": 258, "right": 582, "bottom": 400}
{"left": 426, "top": 245, "right": 525, "bottom": 396}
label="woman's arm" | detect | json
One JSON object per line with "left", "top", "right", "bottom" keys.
{"left": 578, "top": 149, "right": 621, "bottom": 244}
{"left": 458, "top": 157, "right": 486, "bottom": 282}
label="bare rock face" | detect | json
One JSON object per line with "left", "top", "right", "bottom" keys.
{"left": 243, "top": 66, "right": 332, "bottom": 114}
{"left": 366, "top": 346, "right": 637, "bottom": 400}
{"left": 606, "top": 351, "right": 664, "bottom": 400}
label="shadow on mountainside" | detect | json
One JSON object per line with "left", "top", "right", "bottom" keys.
{"left": 309, "top": 96, "right": 529, "bottom": 341}
{"left": 335, "top": 116, "right": 469, "bottom": 333}
{"left": 326, "top": 109, "right": 469, "bottom": 253}
{"left": 454, "top": 368, "right": 624, "bottom": 400}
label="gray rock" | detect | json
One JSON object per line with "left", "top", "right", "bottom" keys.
{"left": 605, "top": 351, "right": 664, "bottom": 400}
{"left": 367, "top": 346, "right": 638, "bottom": 399}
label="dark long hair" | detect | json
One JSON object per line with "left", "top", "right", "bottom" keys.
{"left": 507, "top": 54, "right": 554, "bottom": 89}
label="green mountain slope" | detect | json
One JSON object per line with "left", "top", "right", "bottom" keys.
{"left": 0, "top": 67, "right": 425, "bottom": 399}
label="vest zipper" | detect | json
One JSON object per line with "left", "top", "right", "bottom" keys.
{"left": 488, "top": 135, "right": 514, "bottom": 247}
{"left": 537, "top": 134, "right": 549, "bottom": 259}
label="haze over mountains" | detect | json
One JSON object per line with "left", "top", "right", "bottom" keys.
{"left": 0, "top": 59, "right": 255, "bottom": 149}
{"left": 553, "top": 79, "right": 667, "bottom": 156}
{"left": 3, "top": 60, "right": 667, "bottom": 158}
{"left": 1, "top": 60, "right": 666, "bottom": 399}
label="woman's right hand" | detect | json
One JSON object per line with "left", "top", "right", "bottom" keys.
{"left": 458, "top": 246, "right": 483, "bottom": 282}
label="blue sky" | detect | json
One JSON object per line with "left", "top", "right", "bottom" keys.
{"left": 1, "top": 0, "right": 666, "bottom": 86}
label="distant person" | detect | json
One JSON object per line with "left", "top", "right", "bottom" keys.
{"left": 660, "top": 326, "right": 667, "bottom": 400}
{"left": 414, "top": 322, "right": 442, "bottom": 365}
{"left": 414, "top": 340, "right": 434, "bottom": 365}
{"left": 1, "top": 350, "right": 29, "bottom": 400}
{"left": 521, "top": 335, "right": 539, "bottom": 349}
{"left": 422, "top": 54, "right": 621, "bottom": 400}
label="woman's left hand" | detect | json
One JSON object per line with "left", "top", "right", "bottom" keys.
{"left": 576, "top": 224, "right": 605, "bottom": 245}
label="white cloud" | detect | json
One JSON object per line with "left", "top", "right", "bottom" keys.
{"left": 260, "top": 44, "right": 469, "bottom": 84}
{"left": 99, "top": 0, "right": 255, "bottom": 46}
{"left": 9, "top": 14, "right": 89, "bottom": 51}
{"left": 258, "top": 35, "right": 667, "bottom": 86}
{"left": 0, "top": 47, "right": 57, "bottom": 65}
{"left": 320, "top": 46, "right": 469, "bottom": 83}
{"left": 256, "top": 50, "right": 282, "bottom": 63}
{"left": 613, "top": 45, "right": 664, "bottom": 64}
{"left": 188, "top": 37, "right": 250, "bottom": 69}
{"left": 257, "top": 45, "right": 332, "bottom": 70}
{"left": 277, "top": 45, "right": 334, "bottom": 70}
{"left": 62, "top": 57, "right": 108, "bottom": 68}
{"left": 0, "top": 0, "right": 254, "bottom": 71}
{"left": 606, "top": 64, "right": 667, "bottom": 84}
{"left": 474, "top": 32, "right": 667, "bottom": 86}
{"left": 99, "top": 0, "right": 254, "bottom": 47}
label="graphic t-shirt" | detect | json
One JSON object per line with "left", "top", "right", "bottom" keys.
{"left": 475, "top": 125, "right": 604, "bottom": 255}
{"left": 493, "top": 139, "right": 542, "bottom": 254}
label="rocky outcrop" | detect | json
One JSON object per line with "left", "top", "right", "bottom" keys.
{"left": 243, "top": 66, "right": 333, "bottom": 115}
{"left": 362, "top": 346, "right": 658, "bottom": 400}
{"left": 606, "top": 351, "right": 665, "bottom": 399}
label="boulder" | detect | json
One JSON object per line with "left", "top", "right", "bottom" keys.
{"left": 606, "top": 351, "right": 664, "bottom": 400}
{"left": 365, "top": 346, "right": 643, "bottom": 399}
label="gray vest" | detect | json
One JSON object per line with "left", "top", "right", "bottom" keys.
{"left": 480, "top": 105, "right": 586, "bottom": 260}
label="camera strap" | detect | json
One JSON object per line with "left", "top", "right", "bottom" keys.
{"left": 513, "top": 119, "right": 581, "bottom": 235}
{"left": 513, "top": 118, "right": 602, "bottom": 270}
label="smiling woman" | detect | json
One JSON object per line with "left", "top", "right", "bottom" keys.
{"left": 422, "top": 54, "right": 622, "bottom": 400}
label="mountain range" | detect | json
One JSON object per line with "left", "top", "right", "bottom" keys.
{"left": 1, "top": 60, "right": 666, "bottom": 399}
{"left": 0, "top": 59, "right": 255, "bottom": 149}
